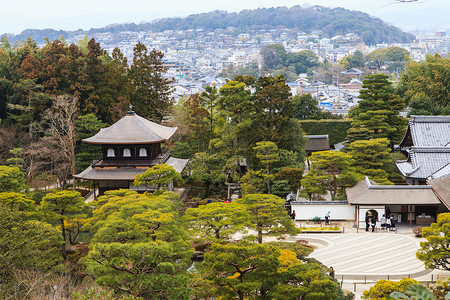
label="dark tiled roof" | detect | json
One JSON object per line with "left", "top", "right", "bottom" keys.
{"left": 397, "top": 116, "right": 450, "bottom": 179}
{"left": 83, "top": 112, "right": 177, "bottom": 144}
{"left": 396, "top": 147, "right": 450, "bottom": 179}
{"left": 304, "top": 135, "right": 330, "bottom": 152}
{"left": 401, "top": 115, "right": 450, "bottom": 148}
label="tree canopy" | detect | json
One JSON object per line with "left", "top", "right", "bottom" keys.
{"left": 397, "top": 54, "right": 450, "bottom": 116}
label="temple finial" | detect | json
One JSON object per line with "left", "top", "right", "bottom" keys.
{"left": 127, "top": 104, "right": 135, "bottom": 115}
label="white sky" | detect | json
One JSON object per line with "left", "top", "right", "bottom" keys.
{"left": 1, "top": 0, "right": 448, "bottom": 34}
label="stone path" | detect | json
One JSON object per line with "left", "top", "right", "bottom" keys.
{"left": 299, "top": 232, "right": 430, "bottom": 281}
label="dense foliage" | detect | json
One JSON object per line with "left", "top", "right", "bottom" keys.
{"left": 397, "top": 54, "right": 450, "bottom": 116}
{"left": 417, "top": 213, "right": 450, "bottom": 271}
{"left": 347, "top": 73, "right": 406, "bottom": 145}
{"left": 299, "top": 119, "right": 352, "bottom": 145}
{"left": 0, "top": 38, "right": 173, "bottom": 187}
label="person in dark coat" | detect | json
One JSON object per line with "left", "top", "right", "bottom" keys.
{"left": 365, "top": 214, "right": 370, "bottom": 231}
{"left": 371, "top": 216, "right": 376, "bottom": 232}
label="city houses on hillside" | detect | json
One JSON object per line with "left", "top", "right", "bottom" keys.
{"left": 74, "top": 109, "right": 188, "bottom": 197}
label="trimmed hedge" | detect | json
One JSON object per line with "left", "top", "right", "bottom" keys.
{"left": 299, "top": 119, "right": 352, "bottom": 145}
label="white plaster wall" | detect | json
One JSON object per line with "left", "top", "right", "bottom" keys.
{"left": 291, "top": 204, "right": 355, "bottom": 221}
{"left": 358, "top": 206, "right": 385, "bottom": 229}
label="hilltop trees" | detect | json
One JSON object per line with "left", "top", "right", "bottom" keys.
{"left": 260, "top": 44, "right": 320, "bottom": 74}
{"left": 366, "top": 47, "right": 409, "bottom": 71}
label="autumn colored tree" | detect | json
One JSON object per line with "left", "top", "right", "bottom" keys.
{"left": 362, "top": 278, "right": 419, "bottom": 300}
{"left": 40, "top": 40, "right": 86, "bottom": 97}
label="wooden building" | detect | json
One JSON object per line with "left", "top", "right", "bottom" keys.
{"left": 74, "top": 110, "right": 189, "bottom": 196}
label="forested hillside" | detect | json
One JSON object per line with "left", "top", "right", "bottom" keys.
{"left": 5, "top": 6, "right": 414, "bottom": 45}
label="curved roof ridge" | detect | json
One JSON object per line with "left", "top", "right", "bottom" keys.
{"left": 83, "top": 113, "right": 177, "bottom": 144}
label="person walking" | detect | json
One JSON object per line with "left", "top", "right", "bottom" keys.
{"left": 325, "top": 211, "right": 330, "bottom": 225}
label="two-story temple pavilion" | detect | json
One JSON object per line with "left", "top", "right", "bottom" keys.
{"left": 74, "top": 110, "right": 189, "bottom": 196}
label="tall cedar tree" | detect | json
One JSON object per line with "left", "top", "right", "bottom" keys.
{"left": 129, "top": 42, "right": 174, "bottom": 121}
{"left": 82, "top": 39, "right": 107, "bottom": 116}
{"left": 217, "top": 78, "right": 252, "bottom": 156}
{"left": 105, "top": 47, "right": 132, "bottom": 122}
{"left": 182, "top": 94, "right": 210, "bottom": 153}
{"left": 347, "top": 73, "right": 405, "bottom": 145}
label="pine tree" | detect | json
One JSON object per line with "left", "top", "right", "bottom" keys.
{"left": 347, "top": 74, "right": 406, "bottom": 145}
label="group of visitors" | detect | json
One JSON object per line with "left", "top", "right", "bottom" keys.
{"left": 366, "top": 213, "right": 396, "bottom": 232}
{"left": 380, "top": 214, "right": 396, "bottom": 231}
{"left": 365, "top": 214, "right": 377, "bottom": 232}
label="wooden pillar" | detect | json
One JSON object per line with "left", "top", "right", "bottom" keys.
{"left": 409, "top": 205, "right": 412, "bottom": 227}
{"left": 356, "top": 205, "right": 359, "bottom": 233}
{"left": 93, "top": 181, "right": 97, "bottom": 199}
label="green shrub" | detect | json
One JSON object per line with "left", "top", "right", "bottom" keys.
{"left": 299, "top": 119, "right": 352, "bottom": 145}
